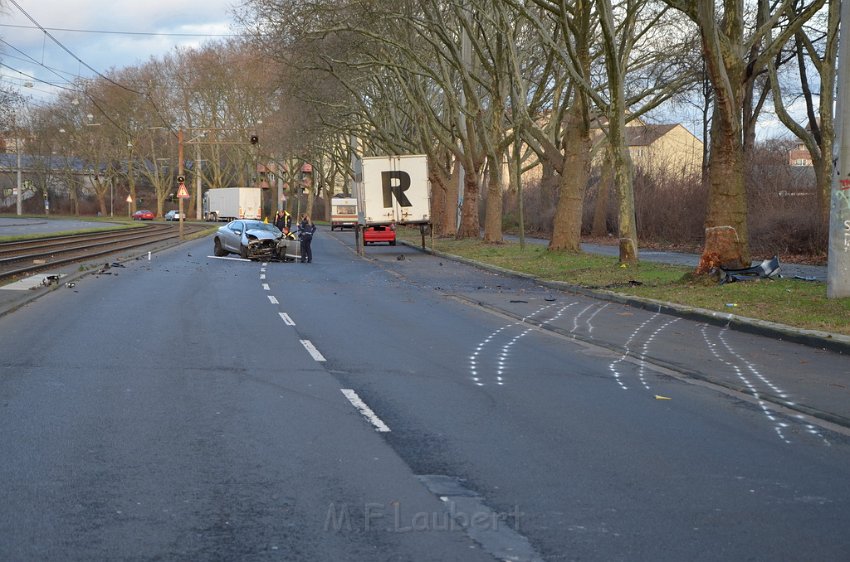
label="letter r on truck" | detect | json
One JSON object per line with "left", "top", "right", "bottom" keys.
{"left": 382, "top": 171, "right": 413, "bottom": 208}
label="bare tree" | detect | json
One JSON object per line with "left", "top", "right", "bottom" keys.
{"left": 767, "top": 0, "right": 837, "bottom": 227}
{"left": 661, "top": 0, "right": 826, "bottom": 269}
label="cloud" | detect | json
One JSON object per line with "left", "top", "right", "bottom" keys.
{"left": 1, "top": 0, "right": 237, "bottom": 99}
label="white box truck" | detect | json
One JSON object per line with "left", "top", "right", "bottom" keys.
{"left": 203, "top": 187, "right": 262, "bottom": 222}
{"left": 330, "top": 197, "right": 358, "bottom": 230}
{"left": 360, "top": 155, "right": 430, "bottom": 225}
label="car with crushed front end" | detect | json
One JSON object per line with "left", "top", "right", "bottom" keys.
{"left": 213, "top": 219, "right": 282, "bottom": 260}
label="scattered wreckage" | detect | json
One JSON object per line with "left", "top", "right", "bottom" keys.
{"left": 717, "top": 255, "right": 781, "bottom": 284}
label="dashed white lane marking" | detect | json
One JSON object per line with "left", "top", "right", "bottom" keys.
{"left": 260, "top": 273, "right": 266, "bottom": 280}
{"left": 279, "top": 312, "right": 296, "bottom": 326}
{"left": 268, "top": 295, "right": 279, "bottom": 305}
{"left": 300, "top": 339, "right": 326, "bottom": 362}
{"left": 262, "top": 283, "right": 270, "bottom": 291}
{"left": 341, "top": 389, "right": 391, "bottom": 432}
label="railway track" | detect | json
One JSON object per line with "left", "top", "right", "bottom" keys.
{"left": 0, "top": 223, "right": 209, "bottom": 283}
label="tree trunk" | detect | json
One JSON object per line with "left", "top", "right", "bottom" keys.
{"left": 613, "top": 144, "right": 638, "bottom": 264}
{"left": 592, "top": 155, "right": 611, "bottom": 237}
{"left": 700, "top": 104, "right": 749, "bottom": 269}
{"left": 437, "top": 159, "right": 460, "bottom": 238}
{"left": 429, "top": 168, "right": 447, "bottom": 237}
{"left": 483, "top": 155, "right": 503, "bottom": 243}
{"left": 549, "top": 103, "right": 589, "bottom": 252}
{"left": 456, "top": 156, "right": 482, "bottom": 239}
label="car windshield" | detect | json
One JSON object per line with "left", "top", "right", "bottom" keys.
{"left": 242, "top": 221, "right": 281, "bottom": 235}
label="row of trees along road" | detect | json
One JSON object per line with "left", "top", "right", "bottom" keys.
{"left": 22, "top": 40, "right": 322, "bottom": 220}
{"left": 236, "top": 0, "right": 834, "bottom": 273}
{"left": 11, "top": 1, "right": 835, "bottom": 275}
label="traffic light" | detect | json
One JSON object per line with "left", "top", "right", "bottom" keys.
{"left": 250, "top": 134, "right": 259, "bottom": 145}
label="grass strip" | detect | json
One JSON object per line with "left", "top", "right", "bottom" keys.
{"left": 399, "top": 230, "right": 850, "bottom": 337}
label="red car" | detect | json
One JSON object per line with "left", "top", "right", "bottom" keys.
{"left": 363, "top": 224, "right": 396, "bottom": 246}
{"left": 133, "top": 210, "right": 155, "bottom": 221}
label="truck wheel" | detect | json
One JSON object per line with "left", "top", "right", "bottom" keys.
{"left": 214, "top": 238, "right": 228, "bottom": 257}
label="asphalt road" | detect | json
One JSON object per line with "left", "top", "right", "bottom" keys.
{"left": 1, "top": 226, "right": 849, "bottom": 561}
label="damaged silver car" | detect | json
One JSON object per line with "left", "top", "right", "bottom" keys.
{"left": 213, "top": 219, "right": 282, "bottom": 260}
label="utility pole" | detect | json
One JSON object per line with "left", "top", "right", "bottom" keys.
{"left": 829, "top": 0, "right": 850, "bottom": 298}
{"left": 178, "top": 130, "right": 185, "bottom": 240}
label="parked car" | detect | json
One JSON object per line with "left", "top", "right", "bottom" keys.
{"left": 213, "top": 220, "right": 283, "bottom": 260}
{"left": 164, "top": 210, "right": 185, "bottom": 221}
{"left": 132, "top": 209, "right": 155, "bottom": 221}
{"left": 363, "top": 224, "right": 396, "bottom": 246}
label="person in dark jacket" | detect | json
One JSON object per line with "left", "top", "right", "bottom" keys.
{"left": 298, "top": 215, "right": 316, "bottom": 263}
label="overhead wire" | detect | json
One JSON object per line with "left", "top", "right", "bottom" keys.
{"left": 0, "top": 37, "right": 79, "bottom": 88}
{"left": 0, "top": 22, "right": 247, "bottom": 38}
{"left": 7, "top": 0, "right": 145, "bottom": 96}
{"left": 5, "top": 0, "right": 182, "bottom": 138}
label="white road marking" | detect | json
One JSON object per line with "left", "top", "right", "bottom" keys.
{"left": 279, "top": 312, "right": 296, "bottom": 326}
{"left": 262, "top": 283, "right": 270, "bottom": 291}
{"left": 260, "top": 274, "right": 266, "bottom": 280}
{"left": 700, "top": 325, "right": 827, "bottom": 445}
{"left": 341, "top": 389, "right": 391, "bottom": 432}
{"left": 300, "top": 339, "right": 326, "bottom": 362}
{"left": 268, "top": 296, "right": 279, "bottom": 305}
{"left": 207, "top": 255, "right": 251, "bottom": 261}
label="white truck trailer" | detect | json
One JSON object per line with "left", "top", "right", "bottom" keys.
{"left": 359, "top": 155, "right": 430, "bottom": 225}
{"left": 203, "top": 187, "right": 262, "bottom": 222}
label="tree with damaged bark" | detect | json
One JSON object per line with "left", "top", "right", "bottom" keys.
{"left": 661, "top": 0, "right": 827, "bottom": 270}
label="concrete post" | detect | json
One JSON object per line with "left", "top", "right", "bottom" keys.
{"left": 828, "top": 0, "right": 850, "bottom": 298}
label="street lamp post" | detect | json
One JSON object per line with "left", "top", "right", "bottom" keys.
{"left": 11, "top": 110, "right": 23, "bottom": 216}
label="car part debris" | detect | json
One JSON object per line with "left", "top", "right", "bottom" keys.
{"left": 718, "top": 255, "right": 780, "bottom": 284}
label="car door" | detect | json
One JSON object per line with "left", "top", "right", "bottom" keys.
{"left": 222, "top": 221, "right": 244, "bottom": 252}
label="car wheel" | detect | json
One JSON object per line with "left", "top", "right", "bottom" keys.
{"left": 240, "top": 244, "right": 249, "bottom": 259}
{"left": 390, "top": 240, "right": 396, "bottom": 246}
{"left": 214, "top": 238, "right": 227, "bottom": 257}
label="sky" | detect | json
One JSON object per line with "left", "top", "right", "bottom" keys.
{"left": 0, "top": 0, "right": 803, "bottom": 141}
{"left": 0, "top": 0, "right": 243, "bottom": 106}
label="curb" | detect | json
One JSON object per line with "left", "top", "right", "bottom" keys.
{"left": 400, "top": 240, "right": 850, "bottom": 356}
